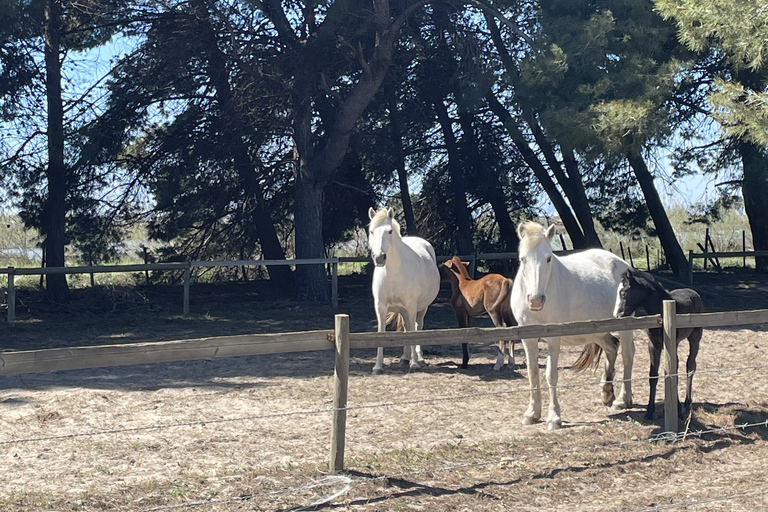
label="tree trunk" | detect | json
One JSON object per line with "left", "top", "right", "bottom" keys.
{"left": 738, "top": 140, "right": 768, "bottom": 273}
{"left": 434, "top": 98, "right": 474, "bottom": 255}
{"left": 43, "top": 0, "right": 69, "bottom": 302}
{"left": 485, "top": 91, "right": 588, "bottom": 248}
{"left": 294, "top": 176, "right": 330, "bottom": 301}
{"left": 387, "top": 83, "right": 417, "bottom": 235}
{"left": 627, "top": 151, "right": 690, "bottom": 280}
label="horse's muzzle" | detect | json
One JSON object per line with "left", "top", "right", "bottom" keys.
{"left": 528, "top": 295, "right": 545, "bottom": 311}
{"left": 372, "top": 253, "right": 387, "bottom": 267}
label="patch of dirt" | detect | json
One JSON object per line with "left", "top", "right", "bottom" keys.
{"left": 1, "top": 270, "right": 768, "bottom": 511}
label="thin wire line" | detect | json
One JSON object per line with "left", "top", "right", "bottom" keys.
{"left": 2, "top": 362, "right": 767, "bottom": 446}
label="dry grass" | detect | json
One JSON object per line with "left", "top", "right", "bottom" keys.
{"left": 2, "top": 271, "right": 768, "bottom": 511}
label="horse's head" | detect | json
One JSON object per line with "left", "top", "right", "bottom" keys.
{"left": 613, "top": 269, "right": 638, "bottom": 318}
{"left": 368, "top": 207, "right": 400, "bottom": 267}
{"left": 517, "top": 221, "right": 556, "bottom": 312}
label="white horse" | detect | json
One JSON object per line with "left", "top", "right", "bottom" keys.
{"left": 511, "top": 221, "right": 635, "bottom": 430}
{"left": 368, "top": 207, "right": 440, "bottom": 373}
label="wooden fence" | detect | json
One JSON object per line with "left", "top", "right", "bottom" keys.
{"left": 3, "top": 247, "right": 768, "bottom": 324}
{"left": 688, "top": 250, "right": 768, "bottom": 284}
{"left": 2, "top": 305, "right": 768, "bottom": 472}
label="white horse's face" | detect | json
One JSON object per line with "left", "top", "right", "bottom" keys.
{"left": 368, "top": 207, "right": 395, "bottom": 267}
{"left": 518, "top": 224, "right": 556, "bottom": 312}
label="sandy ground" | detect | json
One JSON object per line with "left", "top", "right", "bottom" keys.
{"left": 2, "top": 270, "right": 768, "bottom": 511}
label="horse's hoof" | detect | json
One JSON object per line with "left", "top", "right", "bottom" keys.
{"left": 493, "top": 363, "right": 503, "bottom": 371}
{"left": 372, "top": 367, "right": 383, "bottom": 375}
{"left": 521, "top": 416, "right": 538, "bottom": 425}
{"left": 612, "top": 400, "right": 631, "bottom": 410}
{"left": 602, "top": 393, "right": 616, "bottom": 406}
{"left": 547, "top": 420, "right": 562, "bottom": 431}
{"left": 399, "top": 359, "right": 410, "bottom": 366}
{"left": 409, "top": 363, "right": 421, "bottom": 372}
{"left": 417, "top": 359, "right": 429, "bottom": 368}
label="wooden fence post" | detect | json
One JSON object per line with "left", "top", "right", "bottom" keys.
{"left": 663, "top": 299, "right": 679, "bottom": 433}
{"left": 331, "top": 260, "right": 339, "bottom": 308}
{"left": 645, "top": 245, "right": 651, "bottom": 271}
{"left": 330, "top": 314, "right": 350, "bottom": 473}
{"left": 183, "top": 264, "right": 190, "bottom": 316}
{"left": 7, "top": 267, "right": 15, "bottom": 326}
{"left": 688, "top": 250, "right": 694, "bottom": 285}
{"left": 743, "top": 230, "right": 747, "bottom": 268}
{"left": 143, "top": 246, "right": 150, "bottom": 286}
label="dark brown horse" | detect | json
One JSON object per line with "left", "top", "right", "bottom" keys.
{"left": 440, "top": 256, "right": 517, "bottom": 370}
{"left": 613, "top": 268, "right": 704, "bottom": 420}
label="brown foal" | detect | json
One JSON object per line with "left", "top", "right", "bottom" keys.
{"left": 440, "top": 256, "right": 517, "bottom": 370}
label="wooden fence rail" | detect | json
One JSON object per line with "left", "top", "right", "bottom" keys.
{"left": 688, "top": 250, "right": 768, "bottom": 284}
{"left": 3, "top": 307, "right": 768, "bottom": 472}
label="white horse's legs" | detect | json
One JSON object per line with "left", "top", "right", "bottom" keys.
{"left": 494, "top": 340, "right": 513, "bottom": 371}
{"left": 613, "top": 330, "right": 635, "bottom": 410}
{"left": 545, "top": 337, "right": 562, "bottom": 430}
{"left": 412, "top": 308, "right": 428, "bottom": 368}
{"left": 494, "top": 343, "right": 505, "bottom": 371}
{"left": 599, "top": 335, "right": 619, "bottom": 406}
{"left": 372, "top": 302, "right": 388, "bottom": 374}
{"left": 521, "top": 338, "right": 541, "bottom": 425}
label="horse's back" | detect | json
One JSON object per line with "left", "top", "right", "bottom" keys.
{"left": 669, "top": 288, "right": 705, "bottom": 314}
{"left": 551, "top": 249, "right": 631, "bottom": 320}
{"left": 560, "top": 249, "right": 631, "bottom": 281}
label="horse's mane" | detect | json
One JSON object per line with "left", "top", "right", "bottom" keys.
{"left": 518, "top": 221, "right": 551, "bottom": 252}
{"left": 369, "top": 209, "right": 401, "bottom": 236}
{"left": 631, "top": 270, "right": 670, "bottom": 298}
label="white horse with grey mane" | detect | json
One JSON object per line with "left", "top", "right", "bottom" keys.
{"left": 511, "top": 221, "right": 635, "bottom": 430}
{"left": 367, "top": 207, "right": 440, "bottom": 373}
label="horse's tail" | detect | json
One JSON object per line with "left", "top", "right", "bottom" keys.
{"left": 572, "top": 343, "right": 603, "bottom": 372}
{"left": 386, "top": 312, "right": 405, "bottom": 331}
{"left": 488, "top": 277, "right": 514, "bottom": 316}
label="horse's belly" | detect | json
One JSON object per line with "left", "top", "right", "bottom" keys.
{"left": 559, "top": 334, "right": 604, "bottom": 347}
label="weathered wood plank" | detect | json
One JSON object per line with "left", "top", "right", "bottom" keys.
{"left": 663, "top": 300, "right": 679, "bottom": 433}
{"left": 0, "top": 331, "right": 333, "bottom": 376}
{"left": 676, "top": 310, "right": 768, "bottom": 329}
{"left": 348, "top": 315, "right": 662, "bottom": 350}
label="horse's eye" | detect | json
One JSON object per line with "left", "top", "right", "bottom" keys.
{"left": 521, "top": 257, "right": 526, "bottom": 264}
{"left": 546, "top": 256, "right": 552, "bottom": 263}
{"left": 387, "top": 229, "right": 393, "bottom": 234}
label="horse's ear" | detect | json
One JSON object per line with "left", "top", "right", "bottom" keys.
{"left": 461, "top": 261, "right": 469, "bottom": 268}
{"left": 544, "top": 224, "right": 556, "bottom": 241}
{"left": 368, "top": 207, "right": 376, "bottom": 220}
{"left": 386, "top": 207, "right": 394, "bottom": 220}
{"left": 444, "top": 259, "right": 454, "bottom": 269}
{"left": 517, "top": 223, "right": 527, "bottom": 239}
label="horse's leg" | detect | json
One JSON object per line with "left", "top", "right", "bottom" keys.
{"left": 488, "top": 310, "right": 505, "bottom": 371}
{"left": 521, "top": 337, "right": 541, "bottom": 425}
{"left": 613, "top": 330, "right": 635, "bottom": 410}
{"left": 682, "top": 329, "right": 702, "bottom": 417}
{"left": 646, "top": 335, "right": 662, "bottom": 420}
{"left": 410, "top": 309, "right": 427, "bottom": 370}
{"left": 372, "top": 303, "right": 388, "bottom": 375}
{"left": 398, "top": 310, "right": 416, "bottom": 368}
{"left": 545, "top": 337, "right": 562, "bottom": 430}
{"left": 600, "top": 334, "right": 619, "bottom": 407}
{"left": 459, "top": 313, "right": 472, "bottom": 369}
{"left": 494, "top": 340, "right": 506, "bottom": 371}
